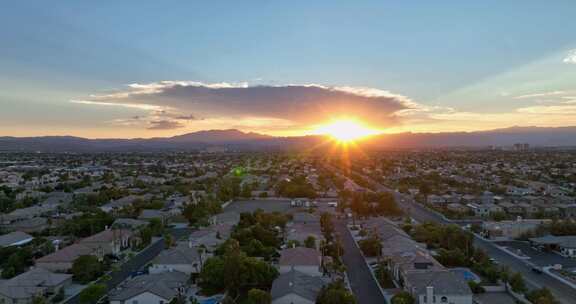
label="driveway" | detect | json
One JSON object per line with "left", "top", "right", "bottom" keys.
{"left": 335, "top": 220, "right": 386, "bottom": 304}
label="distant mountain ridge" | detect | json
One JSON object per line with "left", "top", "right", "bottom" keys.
{"left": 1, "top": 126, "right": 575, "bottom": 152}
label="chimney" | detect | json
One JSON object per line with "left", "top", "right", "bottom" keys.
{"left": 188, "top": 239, "right": 192, "bottom": 248}
{"left": 426, "top": 286, "right": 434, "bottom": 304}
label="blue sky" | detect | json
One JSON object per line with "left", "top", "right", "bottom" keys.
{"left": 1, "top": 1, "right": 576, "bottom": 137}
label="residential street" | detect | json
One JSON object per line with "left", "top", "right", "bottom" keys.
{"left": 64, "top": 238, "right": 166, "bottom": 304}
{"left": 335, "top": 220, "right": 386, "bottom": 304}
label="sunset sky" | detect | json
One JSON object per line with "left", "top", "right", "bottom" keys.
{"left": 1, "top": 1, "right": 576, "bottom": 138}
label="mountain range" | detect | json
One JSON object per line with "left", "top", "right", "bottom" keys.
{"left": 1, "top": 126, "right": 575, "bottom": 152}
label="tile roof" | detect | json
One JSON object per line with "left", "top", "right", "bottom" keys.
{"left": 108, "top": 271, "right": 188, "bottom": 301}
{"left": 0, "top": 231, "right": 33, "bottom": 247}
{"left": 405, "top": 270, "right": 472, "bottom": 296}
{"left": 279, "top": 247, "right": 321, "bottom": 267}
{"left": 271, "top": 270, "right": 325, "bottom": 301}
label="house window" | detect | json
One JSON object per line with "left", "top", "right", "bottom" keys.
{"left": 132, "top": 301, "right": 138, "bottom": 304}
{"left": 159, "top": 301, "right": 164, "bottom": 304}
{"left": 441, "top": 296, "right": 448, "bottom": 303}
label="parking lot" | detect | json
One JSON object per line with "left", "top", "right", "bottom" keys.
{"left": 496, "top": 241, "right": 576, "bottom": 267}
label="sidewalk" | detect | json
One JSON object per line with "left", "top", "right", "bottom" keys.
{"left": 543, "top": 267, "right": 576, "bottom": 289}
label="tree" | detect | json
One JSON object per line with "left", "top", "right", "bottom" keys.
{"left": 79, "top": 284, "right": 106, "bottom": 304}
{"left": 468, "top": 281, "right": 485, "bottom": 294}
{"left": 304, "top": 235, "right": 316, "bottom": 249}
{"left": 32, "top": 296, "right": 46, "bottom": 304}
{"left": 246, "top": 288, "right": 271, "bottom": 304}
{"left": 509, "top": 272, "right": 526, "bottom": 293}
{"left": 199, "top": 241, "right": 278, "bottom": 296}
{"left": 51, "top": 287, "right": 65, "bottom": 303}
{"left": 358, "top": 234, "right": 382, "bottom": 257}
{"left": 527, "top": 288, "right": 559, "bottom": 304}
{"left": 285, "top": 240, "right": 300, "bottom": 248}
{"left": 316, "top": 280, "right": 356, "bottom": 304}
{"left": 391, "top": 291, "right": 415, "bottom": 304}
{"left": 199, "top": 257, "right": 226, "bottom": 294}
{"left": 72, "top": 255, "right": 104, "bottom": 284}
{"left": 1, "top": 248, "right": 33, "bottom": 279}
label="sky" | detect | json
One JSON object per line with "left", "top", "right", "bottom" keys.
{"left": 1, "top": 1, "right": 576, "bottom": 138}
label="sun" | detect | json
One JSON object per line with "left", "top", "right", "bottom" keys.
{"left": 314, "top": 119, "right": 378, "bottom": 143}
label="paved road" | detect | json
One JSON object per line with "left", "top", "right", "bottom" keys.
{"left": 496, "top": 241, "right": 576, "bottom": 268}
{"left": 353, "top": 172, "right": 576, "bottom": 304}
{"left": 64, "top": 238, "right": 166, "bottom": 304}
{"left": 335, "top": 220, "right": 386, "bottom": 304}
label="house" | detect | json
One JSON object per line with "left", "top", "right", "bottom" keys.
{"left": 108, "top": 271, "right": 188, "bottom": 304}
{"left": 209, "top": 211, "right": 240, "bottom": 226}
{"left": 558, "top": 204, "right": 576, "bottom": 218}
{"left": 188, "top": 228, "right": 225, "bottom": 250}
{"left": 278, "top": 247, "right": 322, "bottom": 276}
{"left": 499, "top": 202, "right": 524, "bottom": 215}
{"left": 149, "top": 242, "right": 204, "bottom": 275}
{"left": 0, "top": 231, "right": 34, "bottom": 247}
{"left": 446, "top": 203, "right": 469, "bottom": 214}
{"left": 79, "top": 228, "right": 133, "bottom": 256}
{"left": 467, "top": 203, "right": 502, "bottom": 217}
{"left": 36, "top": 229, "right": 132, "bottom": 272}
{"left": 530, "top": 235, "right": 576, "bottom": 258}
{"left": 138, "top": 209, "right": 169, "bottom": 223}
{"left": 506, "top": 186, "right": 532, "bottom": 196}
{"left": 482, "top": 219, "right": 550, "bottom": 241}
{"left": 3, "top": 217, "right": 49, "bottom": 233}
{"left": 426, "top": 195, "right": 446, "bottom": 206}
{"left": 35, "top": 243, "right": 99, "bottom": 272}
{"left": 389, "top": 250, "right": 444, "bottom": 283}
{"left": 404, "top": 270, "right": 473, "bottom": 304}
{"left": 0, "top": 268, "right": 72, "bottom": 304}
{"left": 270, "top": 269, "right": 325, "bottom": 304}
{"left": 112, "top": 218, "right": 149, "bottom": 230}
{"left": 100, "top": 195, "right": 141, "bottom": 213}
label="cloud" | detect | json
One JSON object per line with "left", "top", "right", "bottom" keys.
{"left": 147, "top": 120, "right": 185, "bottom": 130}
{"left": 76, "top": 81, "right": 416, "bottom": 130}
{"left": 564, "top": 50, "right": 576, "bottom": 64}
{"left": 70, "top": 99, "right": 164, "bottom": 111}
{"left": 514, "top": 91, "right": 566, "bottom": 99}
{"left": 517, "top": 104, "right": 576, "bottom": 115}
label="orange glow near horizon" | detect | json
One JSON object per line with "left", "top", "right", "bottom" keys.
{"left": 313, "top": 119, "right": 380, "bottom": 143}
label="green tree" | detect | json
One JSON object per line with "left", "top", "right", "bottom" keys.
{"left": 304, "top": 235, "right": 316, "bottom": 249}
{"left": 246, "top": 288, "right": 271, "bottom": 304}
{"left": 32, "top": 296, "right": 47, "bottom": 304}
{"left": 316, "top": 280, "right": 356, "bottom": 304}
{"left": 52, "top": 287, "right": 65, "bottom": 303}
{"left": 198, "top": 257, "right": 226, "bottom": 294}
{"left": 79, "top": 284, "right": 107, "bottom": 304}
{"left": 391, "top": 291, "right": 415, "bottom": 304}
{"left": 72, "top": 255, "right": 104, "bottom": 284}
{"left": 509, "top": 272, "right": 526, "bottom": 293}
{"left": 358, "top": 234, "right": 382, "bottom": 257}
{"left": 527, "top": 288, "right": 559, "bottom": 304}
{"left": 1, "top": 248, "right": 33, "bottom": 279}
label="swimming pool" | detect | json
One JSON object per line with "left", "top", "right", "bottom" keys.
{"left": 450, "top": 268, "right": 481, "bottom": 282}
